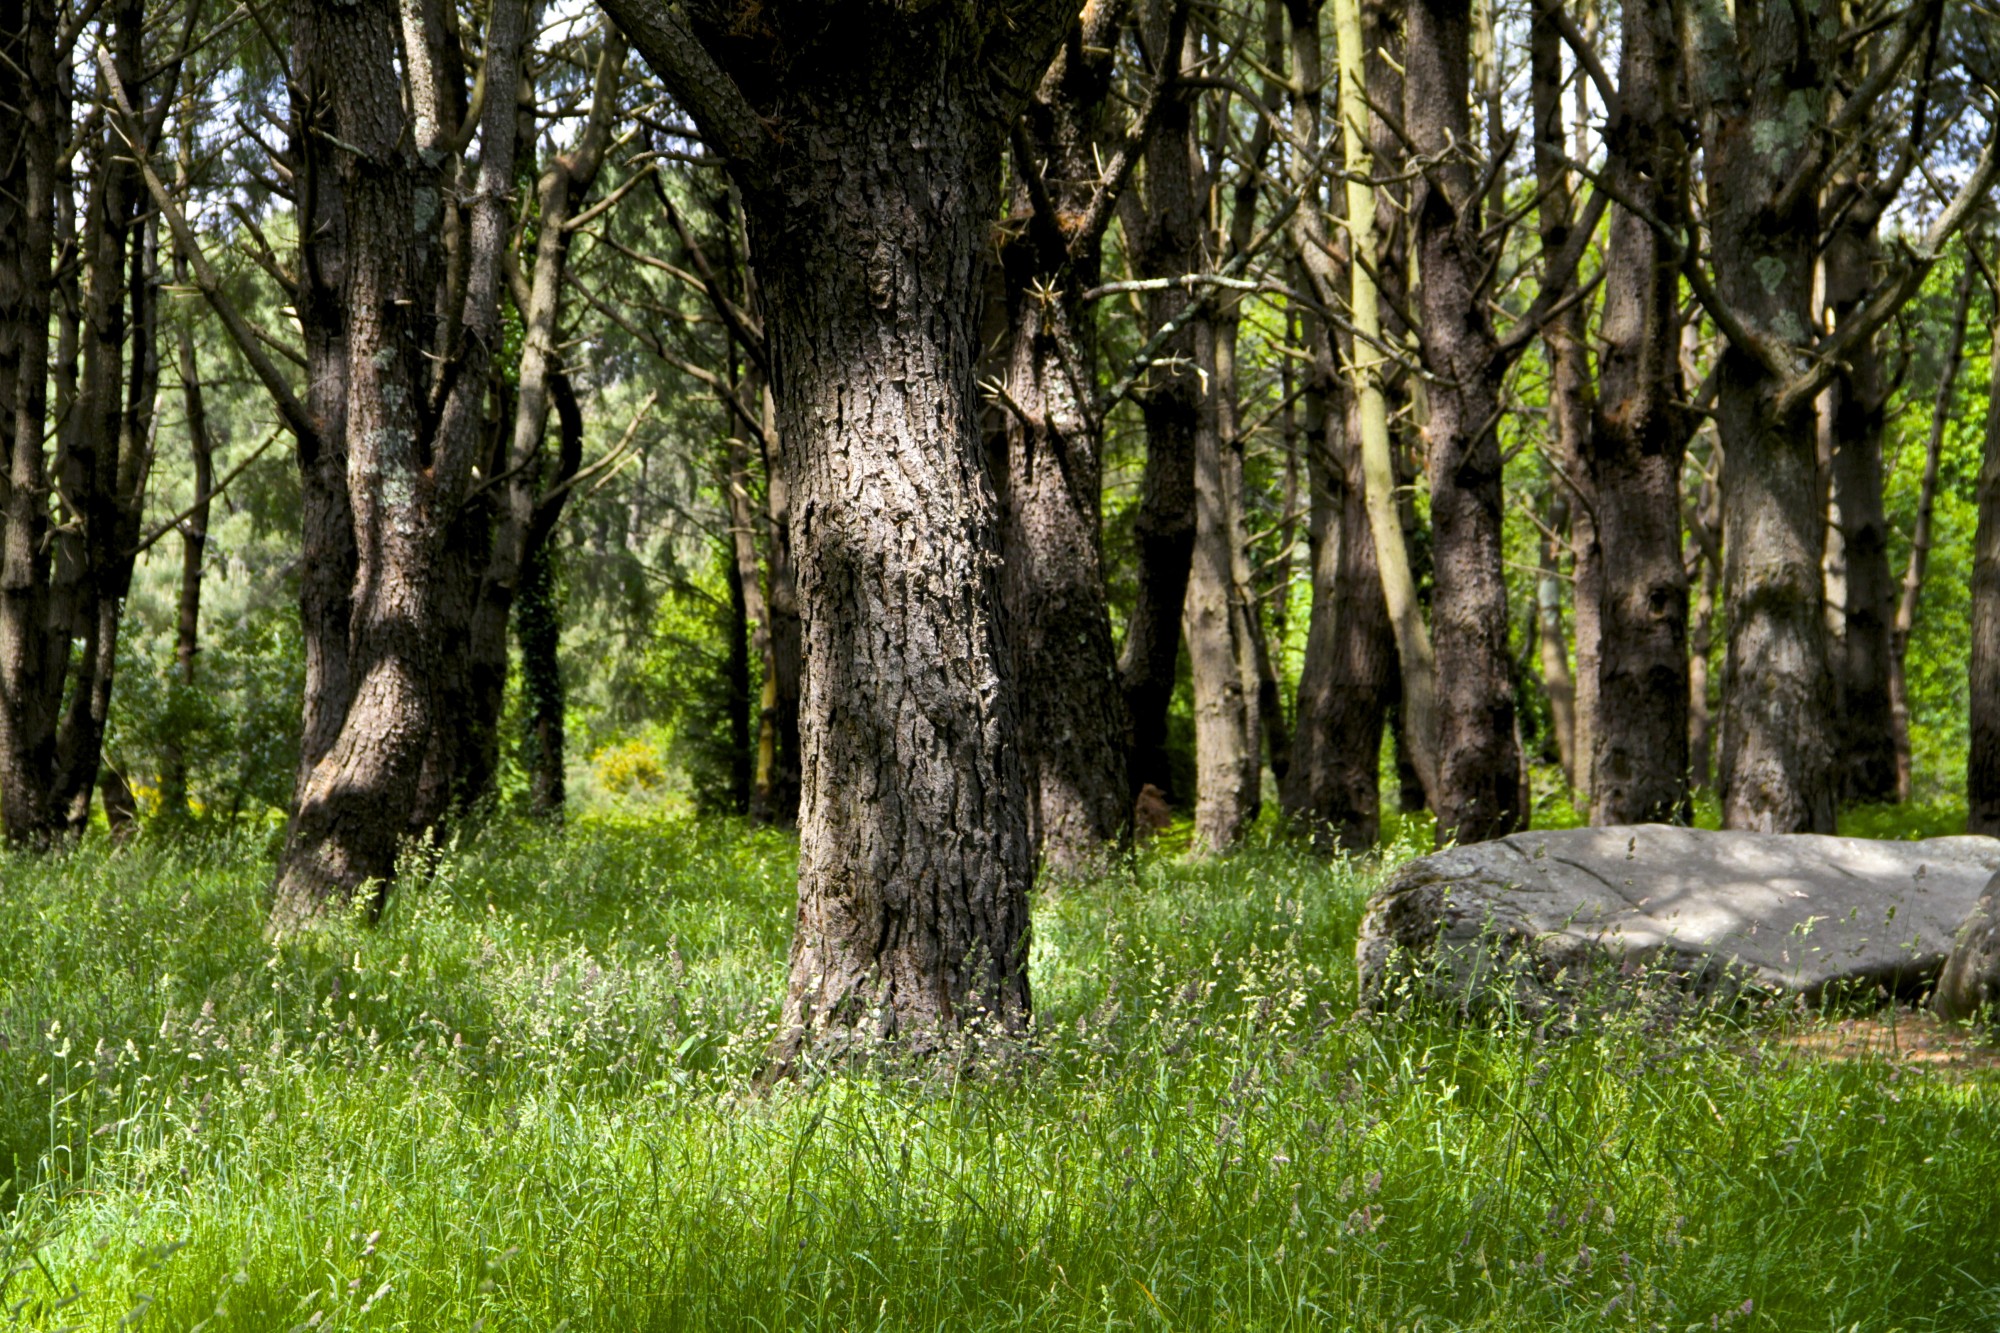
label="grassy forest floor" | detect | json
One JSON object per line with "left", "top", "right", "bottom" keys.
{"left": 3, "top": 814, "right": 1998, "bottom": 1331}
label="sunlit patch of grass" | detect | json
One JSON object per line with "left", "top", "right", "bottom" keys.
{"left": 1, "top": 815, "right": 1996, "bottom": 1330}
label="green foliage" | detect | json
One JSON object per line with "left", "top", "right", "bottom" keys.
{"left": 3, "top": 820, "right": 1996, "bottom": 1330}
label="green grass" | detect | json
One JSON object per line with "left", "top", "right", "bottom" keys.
{"left": 1, "top": 814, "right": 1997, "bottom": 1331}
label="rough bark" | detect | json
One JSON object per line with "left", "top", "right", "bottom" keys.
{"left": 270, "top": 0, "right": 531, "bottom": 924}
{"left": 990, "top": 7, "right": 1131, "bottom": 870}
{"left": 1890, "top": 262, "right": 1974, "bottom": 802}
{"left": 0, "top": 0, "right": 63, "bottom": 842}
{"left": 1582, "top": 0, "right": 1691, "bottom": 825}
{"left": 1404, "top": 0, "right": 1521, "bottom": 843}
{"left": 1683, "top": 0, "right": 1838, "bottom": 833}
{"left": 602, "top": 0, "right": 1070, "bottom": 1058}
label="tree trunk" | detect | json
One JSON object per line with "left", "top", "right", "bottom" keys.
{"left": 754, "top": 382, "right": 803, "bottom": 827}
{"left": 1820, "top": 194, "right": 1897, "bottom": 803}
{"left": 600, "top": 2, "right": 1070, "bottom": 1057}
{"left": 1533, "top": 495, "right": 1578, "bottom": 780}
{"left": 1186, "top": 316, "right": 1261, "bottom": 850}
{"left": 1119, "top": 13, "right": 1205, "bottom": 806}
{"left": 0, "top": 0, "right": 63, "bottom": 843}
{"left": 1404, "top": 0, "right": 1521, "bottom": 843}
{"left": 1967, "top": 254, "right": 2000, "bottom": 835}
{"left": 1529, "top": 0, "right": 1594, "bottom": 793}
{"left": 1684, "top": 0, "right": 1838, "bottom": 833}
{"left": 1891, "top": 262, "right": 1975, "bottom": 802}
{"left": 271, "top": 0, "right": 530, "bottom": 924}
{"left": 1583, "top": 0, "right": 1692, "bottom": 825}
{"left": 990, "top": 12, "right": 1131, "bottom": 871}
{"left": 1282, "top": 367, "right": 1397, "bottom": 850}
{"left": 517, "top": 537, "right": 566, "bottom": 818}
{"left": 1278, "top": 0, "right": 1396, "bottom": 851}
{"left": 160, "top": 136, "right": 216, "bottom": 821}
{"left": 1687, "top": 447, "right": 1721, "bottom": 791}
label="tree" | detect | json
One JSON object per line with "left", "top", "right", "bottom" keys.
{"left": 986, "top": 0, "right": 1137, "bottom": 870}
{"left": 596, "top": 0, "right": 1075, "bottom": 1059}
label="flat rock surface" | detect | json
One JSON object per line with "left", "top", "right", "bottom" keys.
{"left": 1356, "top": 826, "right": 2000, "bottom": 1010}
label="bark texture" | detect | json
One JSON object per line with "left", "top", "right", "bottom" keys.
{"left": 1684, "top": 0, "right": 1837, "bottom": 833}
{"left": 1583, "top": 0, "right": 1692, "bottom": 825}
{"left": 990, "top": 8, "right": 1130, "bottom": 870}
{"left": 1278, "top": 0, "right": 1396, "bottom": 850}
{"left": 1404, "top": 0, "right": 1521, "bottom": 843}
{"left": 601, "top": 0, "right": 1072, "bottom": 1057}
{"left": 271, "top": 0, "right": 531, "bottom": 924}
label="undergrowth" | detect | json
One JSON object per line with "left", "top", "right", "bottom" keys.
{"left": 0, "top": 813, "right": 1995, "bottom": 1330}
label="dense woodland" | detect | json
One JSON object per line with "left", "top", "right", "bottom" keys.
{"left": 3, "top": 0, "right": 2000, "bottom": 1055}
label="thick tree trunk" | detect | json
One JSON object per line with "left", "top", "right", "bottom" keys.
{"left": 1967, "top": 259, "right": 2000, "bottom": 836}
{"left": 990, "top": 15, "right": 1131, "bottom": 870}
{"left": 597, "top": 1, "right": 1070, "bottom": 1055}
{"left": 1891, "top": 263, "right": 1974, "bottom": 802}
{"left": 1582, "top": 0, "right": 1692, "bottom": 825}
{"left": 1684, "top": 0, "right": 1838, "bottom": 833}
{"left": 271, "top": 0, "right": 529, "bottom": 924}
{"left": 757, "top": 103, "right": 1035, "bottom": 1055}
{"left": 1404, "top": 0, "right": 1521, "bottom": 843}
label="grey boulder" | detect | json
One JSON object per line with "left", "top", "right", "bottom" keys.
{"left": 1356, "top": 825, "right": 2000, "bottom": 1012}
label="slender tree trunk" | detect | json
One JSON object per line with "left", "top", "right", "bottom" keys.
{"left": 1120, "top": 11, "right": 1205, "bottom": 806}
{"left": 1279, "top": 0, "right": 1396, "bottom": 850}
{"left": 1533, "top": 494, "right": 1578, "bottom": 780}
{"left": 1404, "top": 0, "right": 1521, "bottom": 843}
{"left": 1186, "top": 316, "right": 1261, "bottom": 850}
{"left": 1891, "top": 261, "right": 1974, "bottom": 802}
{"left": 1687, "top": 448, "right": 1721, "bottom": 790}
{"left": 754, "top": 382, "right": 803, "bottom": 827}
{"left": 1583, "top": 0, "right": 1692, "bottom": 825}
{"left": 1821, "top": 195, "right": 1897, "bottom": 803}
{"left": 0, "top": 0, "right": 63, "bottom": 843}
{"left": 1529, "top": 0, "right": 1593, "bottom": 792}
{"left": 991, "top": 12, "right": 1131, "bottom": 870}
{"left": 443, "top": 31, "right": 624, "bottom": 821}
{"left": 160, "top": 121, "right": 216, "bottom": 820}
{"left": 1966, "top": 253, "right": 2000, "bottom": 835}
{"left": 1684, "top": 0, "right": 1838, "bottom": 833}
